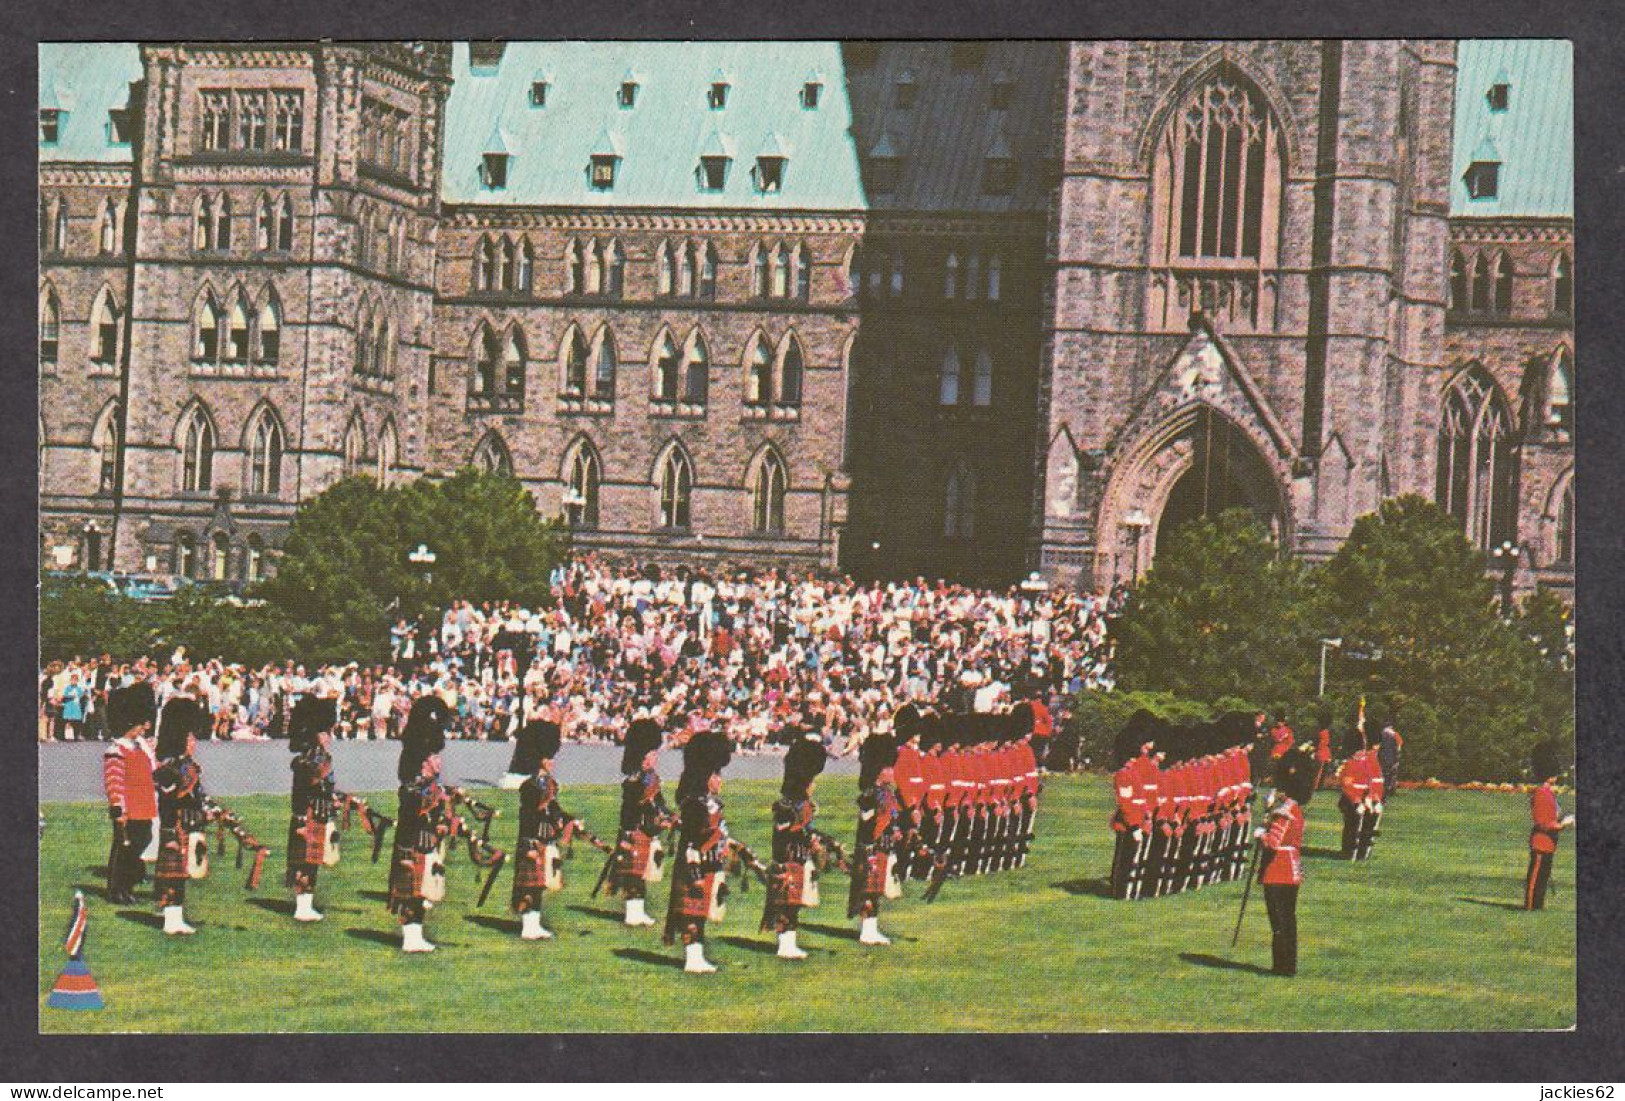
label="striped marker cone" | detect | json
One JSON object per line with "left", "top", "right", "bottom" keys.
{"left": 47, "top": 891, "right": 104, "bottom": 1011}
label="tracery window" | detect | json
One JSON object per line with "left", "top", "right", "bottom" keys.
{"left": 180, "top": 407, "right": 215, "bottom": 493}
{"left": 248, "top": 408, "right": 284, "bottom": 496}
{"left": 658, "top": 447, "right": 693, "bottom": 530}
{"left": 566, "top": 442, "right": 601, "bottom": 529}
{"left": 751, "top": 449, "right": 787, "bottom": 535}
{"left": 1436, "top": 368, "right": 1517, "bottom": 551}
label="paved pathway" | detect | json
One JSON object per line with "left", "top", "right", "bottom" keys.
{"left": 39, "top": 739, "right": 855, "bottom": 803}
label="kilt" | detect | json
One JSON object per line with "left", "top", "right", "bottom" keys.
{"left": 288, "top": 813, "right": 329, "bottom": 868}
{"left": 676, "top": 868, "right": 726, "bottom": 921}
{"left": 767, "top": 860, "right": 815, "bottom": 910}
{"left": 185, "top": 830, "right": 210, "bottom": 879}
{"left": 389, "top": 847, "right": 445, "bottom": 910}
{"left": 860, "top": 850, "right": 892, "bottom": 897}
{"left": 155, "top": 828, "right": 189, "bottom": 883}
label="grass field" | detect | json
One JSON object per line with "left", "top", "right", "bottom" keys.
{"left": 38, "top": 774, "right": 1574, "bottom": 1032}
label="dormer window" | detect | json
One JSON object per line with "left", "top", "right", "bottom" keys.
{"left": 482, "top": 152, "right": 510, "bottom": 189}
{"left": 1487, "top": 82, "right": 1511, "bottom": 112}
{"left": 529, "top": 80, "right": 549, "bottom": 107}
{"left": 1465, "top": 160, "right": 1500, "bottom": 200}
{"left": 894, "top": 72, "right": 917, "bottom": 109}
{"left": 469, "top": 42, "right": 506, "bottom": 71}
{"left": 40, "top": 109, "right": 62, "bottom": 144}
{"left": 108, "top": 108, "right": 134, "bottom": 145}
{"left": 708, "top": 82, "right": 729, "bottom": 110}
{"left": 590, "top": 154, "right": 619, "bottom": 191}
{"left": 618, "top": 80, "right": 639, "bottom": 108}
{"left": 801, "top": 81, "right": 822, "bottom": 109}
{"left": 754, "top": 155, "right": 786, "bottom": 194}
{"left": 698, "top": 155, "right": 730, "bottom": 192}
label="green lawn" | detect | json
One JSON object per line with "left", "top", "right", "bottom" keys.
{"left": 38, "top": 776, "right": 1574, "bottom": 1032}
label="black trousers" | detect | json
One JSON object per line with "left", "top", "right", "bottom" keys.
{"left": 1264, "top": 883, "right": 1299, "bottom": 976}
{"left": 1339, "top": 798, "right": 1360, "bottom": 857}
{"left": 1109, "top": 830, "right": 1137, "bottom": 899}
{"left": 1525, "top": 850, "right": 1554, "bottom": 911}
{"left": 108, "top": 818, "right": 152, "bottom": 901}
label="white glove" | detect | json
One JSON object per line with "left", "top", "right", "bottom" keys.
{"left": 1562, "top": 815, "right": 1576, "bottom": 827}
{"left": 1252, "top": 827, "right": 1266, "bottom": 841}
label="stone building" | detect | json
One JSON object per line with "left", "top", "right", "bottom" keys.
{"left": 38, "top": 40, "right": 1573, "bottom": 595}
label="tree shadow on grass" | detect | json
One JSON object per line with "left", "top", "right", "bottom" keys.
{"left": 565, "top": 903, "right": 626, "bottom": 925}
{"left": 464, "top": 913, "right": 520, "bottom": 935}
{"left": 1454, "top": 896, "right": 1526, "bottom": 912}
{"left": 1179, "top": 952, "right": 1279, "bottom": 978}
{"left": 613, "top": 946, "right": 684, "bottom": 970}
{"left": 115, "top": 909, "right": 164, "bottom": 930}
{"left": 1051, "top": 877, "right": 1116, "bottom": 898}
{"left": 247, "top": 897, "right": 296, "bottom": 917}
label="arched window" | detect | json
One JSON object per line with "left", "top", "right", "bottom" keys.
{"left": 256, "top": 292, "right": 281, "bottom": 365}
{"left": 751, "top": 449, "right": 788, "bottom": 535}
{"left": 39, "top": 197, "right": 52, "bottom": 253}
{"left": 565, "top": 239, "right": 584, "bottom": 295}
{"left": 356, "top": 304, "right": 374, "bottom": 377}
{"left": 194, "top": 195, "right": 213, "bottom": 251}
{"left": 245, "top": 535, "right": 265, "bottom": 583}
{"left": 386, "top": 216, "right": 402, "bottom": 274}
{"left": 516, "top": 237, "right": 533, "bottom": 292}
{"left": 678, "top": 241, "right": 697, "bottom": 297}
{"left": 1553, "top": 252, "right": 1572, "bottom": 316}
{"left": 944, "top": 462, "right": 976, "bottom": 539}
{"left": 605, "top": 240, "right": 626, "bottom": 297}
{"left": 586, "top": 240, "right": 604, "bottom": 295}
{"left": 211, "top": 532, "right": 232, "bottom": 581}
{"left": 778, "top": 335, "right": 804, "bottom": 408}
{"left": 972, "top": 348, "right": 993, "bottom": 406}
{"left": 473, "top": 432, "right": 513, "bottom": 476}
{"left": 1436, "top": 368, "right": 1517, "bottom": 550}
{"left": 215, "top": 195, "right": 233, "bottom": 250}
{"left": 658, "top": 446, "right": 694, "bottom": 530}
{"left": 656, "top": 241, "right": 674, "bottom": 296}
{"left": 39, "top": 286, "right": 60, "bottom": 365}
{"left": 944, "top": 252, "right": 960, "bottom": 298}
{"left": 100, "top": 199, "right": 120, "bottom": 255}
{"left": 794, "top": 243, "right": 811, "bottom": 301}
{"left": 591, "top": 327, "right": 617, "bottom": 399}
{"left": 256, "top": 195, "right": 275, "bottom": 251}
{"left": 683, "top": 329, "right": 710, "bottom": 405}
{"left": 746, "top": 335, "right": 772, "bottom": 406}
{"left": 562, "top": 326, "right": 590, "bottom": 396}
{"left": 1556, "top": 477, "right": 1574, "bottom": 566}
{"left": 749, "top": 244, "right": 767, "bottom": 298}
{"left": 473, "top": 324, "right": 499, "bottom": 396}
{"left": 1492, "top": 251, "right": 1514, "bottom": 314}
{"left": 226, "top": 294, "right": 250, "bottom": 363}
{"left": 93, "top": 402, "right": 121, "bottom": 494}
{"left": 987, "top": 253, "right": 1002, "bottom": 301}
{"left": 1449, "top": 251, "right": 1468, "bottom": 311}
{"left": 175, "top": 533, "right": 198, "bottom": 579}
{"left": 939, "top": 345, "right": 962, "bottom": 405}
{"left": 342, "top": 415, "right": 365, "bottom": 478}
{"left": 376, "top": 316, "right": 392, "bottom": 379}
{"left": 700, "top": 243, "right": 718, "bottom": 299}
{"left": 770, "top": 243, "right": 789, "bottom": 298}
{"left": 1546, "top": 348, "right": 1572, "bottom": 432}
{"left": 1471, "top": 254, "right": 1491, "bottom": 311}
{"left": 503, "top": 326, "right": 527, "bottom": 397}
{"left": 653, "top": 330, "right": 681, "bottom": 401}
{"left": 376, "top": 420, "right": 399, "bottom": 487}
{"left": 566, "top": 441, "right": 601, "bottom": 529}
{"left": 90, "top": 289, "right": 121, "bottom": 365}
{"left": 475, "top": 236, "right": 495, "bottom": 292}
{"left": 276, "top": 195, "right": 294, "bottom": 251}
{"left": 180, "top": 406, "right": 215, "bottom": 493}
{"left": 195, "top": 292, "right": 221, "bottom": 362}
{"left": 248, "top": 408, "right": 284, "bottom": 496}
{"left": 499, "top": 237, "right": 516, "bottom": 291}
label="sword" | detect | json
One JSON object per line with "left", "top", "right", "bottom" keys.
{"left": 1230, "top": 839, "right": 1264, "bottom": 949}
{"left": 475, "top": 850, "right": 507, "bottom": 908}
{"left": 590, "top": 840, "right": 621, "bottom": 899}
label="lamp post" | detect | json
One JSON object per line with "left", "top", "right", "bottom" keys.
{"left": 1491, "top": 539, "right": 1521, "bottom": 617}
{"left": 1122, "top": 507, "right": 1151, "bottom": 582}
{"left": 1317, "top": 637, "right": 1343, "bottom": 697}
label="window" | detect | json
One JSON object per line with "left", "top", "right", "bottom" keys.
{"left": 987, "top": 253, "right": 1002, "bottom": 301}
{"left": 516, "top": 238, "right": 533, "bottom": 292}
{"left": 754, "top": 155, "right": 786, "bottom": 194}
{"left": 944, "top": 462, "right": 976, "bottom": 539}
{"left": 770, "top": 244, "right": 789, "bottom": 298}
{"left": 794, "top": 243, "right": 811, "bottom": 301}
{"left": 749, "top": 244, "right": 768, "bottom": 298}
{"left": 778, "top": 337, "right": 804, "bottom": 408}
{"left": 342, "top": 416, "right": 365, "bottom": 478}
{"left": 274, "top": 92, "right": 304, "bottom": 152}
{"left": 215, "top": 195, "right": 233, "bottom": 250}
{"left": 590, "top": 154, "right": 618, "bottom": 191}
{"left": 708, "top": 82, "right": 729, "bottom": 110}
{"left": 1493, "top": 251, "right": 1513, "bottom": 314}
{"left": 1555, "top": 478, "right": 1574, "bottom": 566}
{"left": 1436, "top": 368, "right": 1517, "bottom": 551}
{"left": 965, "top": 253, "right": 980, "bottom": 301}
{"left": 567, "top": 443, "right": 601, "bottom": 528}
{"left": 699, "top": 155, "right": 730, "bottom": 192}
{"left": 1465, "top": 161, "right": 1500, "bottom": 200}
{"left": 376, "top": 422, "right": 398, "bottom": 488}
{"left": 40, "top": 109, "right": 62, "bottom": 144}
{"left": 944, "top": 252, "right": 959, "bottom": 299}
{"left": 683, "top": 330, "right": 709, "bottom": 405}
{"left": 1553, "top": 252, "right": 1573, "bottom": 315}
{"left": 94, "top": 403, "right": 120, "bottom": 493}
{"left": 1487, "top": 82, "right": 1510, "bottom": 112}
{"left": 1471, "top": 253, "right": 1491, "bottom": 311}
{"left": 699, "top": 243, "right": 718, "bottom": 299}
{"left": 249, "top": 409, "right": 284, "bottom": 496}
{"left": 1450, "top": 251, "right": 1468, "bottom": 311}
{"left": 226, "top": 297, "right": 250, "bottom": 363}
{"left": 1545, "top": 348, "right": 1572, "bottom": 432}
{"left": 482, "top": 152, "right": 510, "bottom": 189}
{"left": 618, "top": 80, "right": 639, "bottom": 108}
{"left": 176, "top": 534, "right": 198, "bottom": 579}
{"left": 503, "top": 328, "right": 527, "bottom": 397}
{"left": 894, "top": 72, "right": 917, "bottom": 109}
{"left": 91, "top": 291, "right": 120, "bottom": 365}
{"left": 498, "top": 238, "right": 516, "bottom": 291}
{"left": 358, "top": 307, "right": 376, "bottom": 378}
{"left": 99, "top": 199, "right": 120, "bottom": 254}
{"left": 475, "top": 237, "right": 496, "bottom": 292}
{"left": 605, "top": 240, "right": 625, "bottom": 297}
{"left": 39, "top": 287, "right": 59, "bottom": 365}
{"left": 746, "top": 337, "right": 772, "bottom": 406}
{"left": 530, "top": 80, "right": 549, "bottom": 107}
{"left": 257, "top": 296, "right": 280, "bottom": 364}
{"left": 256, "top": 196, "right": 274, "bottom": 251}
{"left": 563, "top": 327, "right": 590, "bottom": 396}
{"left": 566, "top": 239, "right": 584, "bottom": 294}
{"left": 678, "top": 242, "right": 697, "bottom": 297}
{"left": 245, "top": 535, "right": 264, "bottom": 583}
{"left": 654, "top": 331, "right": 681, "bottom": 401}
{"left": 890, "top": 251, "right": 905, "bottom": 297}
{"left": 801, "top": 81, "right": 822, "bottom": 109}
{"left": 972, "top": 348, "right": 993, "bottom": 406}
{"left": 939, "top": 346, "right": 961, "bottom": 405}
{"left": 180, "top": 408, "right": 215, "bottom": 493}
{"left": 473, "top": 325, "right": 498, "bottom": 395}
{"left": 1162, "top": 73, "right": 1282, "bottom": 262}
{"left": 200, "top": 92, "right": 231, "bottom": 152}
{"left": 591, "top": 328, "right": 617, "bottom": 400}
{"left": 659, "top": 448, "right": 693, "bottom": 530}
{"left": 195, "top": 294, "right": 221, "bottom": 362}
{"left": 54, "top": 201, "right": 69, "bottom": 253}
{"left": 752, "top": 450, "right": 787, "bottom": 535}
{"left": 237, "top": 92, "right": 269, "bottom": 152}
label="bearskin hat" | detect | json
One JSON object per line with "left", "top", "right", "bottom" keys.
{"left": 1530, "top": 739, "right": 1568, "bottom": 783}
{"left": 780, "top": 733, "right": 829, "bottom": 799}
{"left": 677, "top": 728, "right": 734, "bottom": 801}
{"left": 398, "top": 695, "right": 450, "bottom": 783}
{"left": 1274, "top": 743, "right": 1318, "bottom": 806}
{"left": 622, "top": 717, "right": 664, "bottom": 776}
{"left": 287, "top": 695, "right": 339, "bottom": 753}
{"left": 156, "top": 695, "right": 206, "bottom": 759}
{"left": 1342, "top": 724, "right": 1368, "bottom": 757}
{"left": 106, "top": 681, "right": 156, "bottom": 738}
{"left": 858, "top": 730, "right": 899, "bottom": 790}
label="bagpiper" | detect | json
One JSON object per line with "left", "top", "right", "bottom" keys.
{"left": 1524, "top": 740, "right": 1575, "bottom": 912}
{"left": 152, "top": 689, "right": 210, "bottom": 936}
{"left": 606, "top": 714, "right": 675, "bottom": 927}
{"left": 285, "top": 692, "right": 340, "bottom": 923}
{"left": 761, "top": 733, "right": 830, "bottom": 960}
{"left": 509, "top": 712, "right": 570, "bottom": 941}
{"left": 101, "top": 682, "right": 158, "bottom": 905}
{"left": 387, "top": 696, "right": 453, "bottom": 953}
{"left": 1255, "top": 743, "right": 1316, "bottom": 976}
{"left": 848, "top": 730, "right": 905, "bottom": 946}
{"left": 663, "top": 728, "right": 736, "bottom": 973}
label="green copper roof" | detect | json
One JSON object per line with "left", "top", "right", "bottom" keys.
{"left": 1451, "top": 40, "right": 1572, "bottom": 218}
{"left": 38, "top": 43, "right": 144, "bottom": 165}
{"left": 442, "top": 42, "right": 867, "bottom": 210}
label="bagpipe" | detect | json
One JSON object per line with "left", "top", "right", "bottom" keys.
{"left": 201, "top": 796, "right": 272, "bottom": 891}
{"left": 333, "top": 790, "right": 395, "bottom": 864}
{"left": 722, "top": 837, "right": 772, "bottom": 890}
{"left": 439, "top": 787, "right": 507, "bottom": 908}
{"left": 446, "top": 785, "right": 500, "bottom": 844}
{"left": 591, "top": 815, "right": 680, "bottom": 898}
{"left": 807, "top": 828, "right": 853, "bottom": 875}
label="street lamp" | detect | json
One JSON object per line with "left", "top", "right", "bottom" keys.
{"left": 408, "top": 543, "right": 437, "bottom": 586}
{"left": 1317, "top": 637, "right": 1343, "bottom": 697}
{"left": 1122, "top": 507, "right": 1151, "bottom": 582}
{"left": 1491, "top": 539, "right": 1521, "bottom": 616}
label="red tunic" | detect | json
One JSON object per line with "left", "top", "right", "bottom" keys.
{"left": 894, "top": 745, "right": 927, "bottom": 809}
{"left": 1260, "top": 798, "right": 1305, "bottom": 885}
{"left": 103, "top": 739, "right": 158, "bottom": 821}
{"left": 1529, "top": 783, "right": 1564, "bottom": 854}
{"left": 920, "top": 752, "right": 948, "bottom": 811}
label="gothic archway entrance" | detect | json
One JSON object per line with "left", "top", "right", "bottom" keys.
{"left": 1155, "top": 404, "right": 1284, "bottom": 555}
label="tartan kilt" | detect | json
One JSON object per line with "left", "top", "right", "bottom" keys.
{"left": 861, "top": 850, "right": 891, "bottom": 897}
{"left": 766, "top": 861, "right": 808, "bottom": 911}
{"left": 288, "top": 813, "right": 329, "bottom": 868}
{"left": 389, "top": 846, "right": 445, "bottom": 910}
{"left": 676, "top": 867, "right": 726, "bottom": 921}
{"left": 155, "top": 828, "right": 189, "bottom": 883}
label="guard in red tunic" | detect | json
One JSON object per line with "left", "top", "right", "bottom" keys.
{"left": 387, "top": 696, "right": 454, "bottom": 953}
{"left": 848, "top": 730, "right": 907, "bottom": 945}
{"left": 510, "top": 714, "right": 573, "bottom": 941}
{"left": 1355, "top": 745, "right": 1385, "bottom": 859}
{"left": 1109, "top": 735, "right": 1155, "bottom": 899}
{"left": 102, "top": 682, "right": 158, "bottom": 904}
{"left": 663, "top": 728, "right": 736, "bottom": 973}
{"left": 285, "top": 692, "right": 341, "bottom": 923}
{"left": 1336, "top": 728, "right": 1371, "bottom": 859}
{"left": 608, "top": 715, "right": 674, "bottom": 927}
{"left": 761, "top": 734, "right": 830, "bottom": 960}
{"left": 1524, "top": 741, "right": 1574, "bottom": 912}
{"left": 1256, "top": 744, "right": 1316, "bottom": 976}
{"left": 153, "top": 692, "right": 209, "bottom": 936}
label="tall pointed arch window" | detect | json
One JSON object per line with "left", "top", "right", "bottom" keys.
{"left": 945, "top": 252, "right": 960, "bottom": 299}
{"left": 591, "top": 328, "right": 617, "bottom": 400}
{"left": 972, "top": 348, "right": 993, "bottom": 406}
{"left": 653, "top": 330, "right": 681, "bottom": 402}
{"left": 749, "top": 244, "right": 767, "bottom": 299}
{"left": 944, "top": 461, "right": 976, "bottom": 540}
{"left": 245, "top": 535, "right": 265, "bottom": 583}
{"left": 1492, "top": 251, "right": 1514, "bottom": 315}
{"left": 683, "top": 330, "right": 710, "bottom": 406}
{"left": 1545, "top": 348, "right": 1572, "bottom": 433}
{"left": 248, "top": 407, "right": 284, "bottom": 496}
{"left": 1436, "top": 368, "right": 1518, "bottom": 550}
{"left": 939, "top": 345, "right": 962, "bottom": 406}
{"left": 342, "top": 416, "right": 365, "bottom": 478}
{"left": 778, "top": 336, "right": 804, "bottom": 408}
{"left": 1555, "top": 477, "right": 1574, "bottom": 566}
{"left": 194, "top": 195, "right": 214, "bottom": 251}
{"left": 746, "top": 336, "right": 772, "bottom": 407}
{"left": 770, "top": 243, "right": 790, "bottom": 298}
{"left": 516, "top": 238, "right": 533, "bottom": 293}
{"left": 94, "top": 402, "right": 121, "bottom": 494}
{"left": 211, "top": 532, "right": 232, "bottom": 581}
{"left": 1471, "top": 254, "right": 1492, "bottom": 311}
{"left": 678, "top": 241, "right": 697, "bottom": 297}
{"left": 502, "top": 326, "right": 527, "bottom": 398}
{"left": 1553, "top": 251, "right": 1573, "bottom": 316}
{"left": 475, "top": 236, "right": 496, "bottom": 292}
{"left": 39, "top": 286, "right": 60, "bottom": 365}
{"left": 656, "top": 241, "right": 674, "bottom": 296}
{"left": 226, "top": 294, "right": 251, "bottom": 363}
{"left": 176, "top": 533, "right": 198, "bottom": 579}
{"left": 99, "top": 199, "right": 120, "bottom": 255}
{"left": 91, "top": 290, "right": 121, "bottom": 366}
{"left": 566, "top": 442, "right": 601, "bottom": 529}
{"left": 1450, "top": 251, "right": 1468, "bottom": 311}
{"left": 376, "top": 421, "right": 399, "bottom": 487}
{"left": 277, "top": 195, "right": 294, "bottom": 251}
{"left": 562, "top": 327, "right": 590, "bottom": 396}
{"left": 215, "top": 195, "right": 233, "bottom": 251}
{"left": 605, "top": 240, "right": 626, "bottom": 297}
{"left": 987, "top": 253, "right": 1002, "bottom": 301}
{"left": 180, "top": 407, "right": 215, "bottom": 493}
{"left": 473, "top": 324, "right": 499, "bottom": 396}
{"left": 195, "top": 293, "right": 222, "bottom": 363}
{"left": 498, "top": 237, "right": 516, "bottom": 291}
{"left": 256, "top": 293, "right": 281, "bottom": 365}
{"left": 658, "top": 447, "right": 694, "bottom": 530}
{"left": 751, "top": 449, "right": 788, "bottom": 535}
{"left": 794, "top": 244, "right": 811, "bottom": 301}
{"left": 700, "top": 243, "right": 718, "bottom": 299}
{"left": 565, "top": 239, "right": 584, "bottom": 295}
{"left": 256, "top": 195, "right": 275, "bottom": 251}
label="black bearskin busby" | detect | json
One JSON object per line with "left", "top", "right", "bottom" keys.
{"left": 1275, "top": 744, "right": 1318, "bottom": 807}
{"left": 1530, "top": 739, "right": 1568, "bottom": 784}
{"left": 858, "top": 730, "right": 898, "bottom": 791}
{"left": 156, "top": 695, "right": 207, "bottom": 759}
{"left": 106, "top": 681, "right": 156, "bottom": 738}
{"left": 512, "top": 719, "right": 562, "bottom": 776}
{"left": 677, "top": 728, "right": 734, "bottom": 801}
{"left": 398, "top": 695, "right": 451, "bottom": 783}
{"left": 780, "top": 734, "right": 828, "bottom": 799}
{"left": 287, "top": 696, "right": 339, "bottom": 754}
{"left": 622, "top": 717, "right": 664, "bottom": 776}
{"left": 1342, "top": 724, "right": 1368, "bottom": 756}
